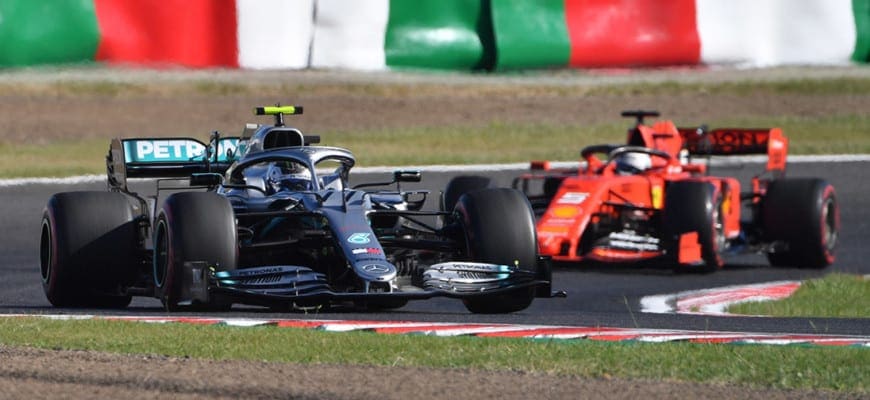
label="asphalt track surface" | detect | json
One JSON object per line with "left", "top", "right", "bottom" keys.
{"left": 1, "top": 160, "right": 867, "bottom": 336}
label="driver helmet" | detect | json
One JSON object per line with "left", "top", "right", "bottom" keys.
{"left": 614, "top": 152, "right": 652, "bottom": 175}
{"left": 267, "top": 161, "right": 312, "bottom": 192}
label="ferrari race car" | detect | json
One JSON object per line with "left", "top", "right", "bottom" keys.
{"left": 503, "top": 110, "right": 839, "bottom": 272}
{"left": 40, "top": 106, "right": 555, "bottom": 313}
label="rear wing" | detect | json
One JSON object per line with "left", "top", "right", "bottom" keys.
{"left": 678, "top": 127, "right": 788, "bottom": 173}
{"left": 107, "top": 136, "right": 241, "bottom": 190}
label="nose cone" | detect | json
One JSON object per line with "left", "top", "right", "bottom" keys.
{"left": 354, "top": 261, "right": 397, "bottom": 282}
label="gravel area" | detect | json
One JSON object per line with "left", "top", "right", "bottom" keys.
{"left": 0, "top": 345, "right": 847, "bottom": 400}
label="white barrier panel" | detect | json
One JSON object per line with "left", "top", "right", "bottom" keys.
{"left": 310, "top": 0, "right": 389, "bottom": 70}
{"left": 237, "top": 0, "right": 315, "bottom": 69}
{"left": 697, "top": 0, "right": 856, "bottom": 67}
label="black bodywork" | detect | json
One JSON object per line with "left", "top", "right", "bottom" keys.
{"left": 41, "top": 107, "right": 556, "bottom": 313}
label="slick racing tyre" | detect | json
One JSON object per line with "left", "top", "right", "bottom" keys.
{"left": 40, "top": 191, "right": 138, "bottom": 308}
{"left": 455, "top": 188, "right": 538, "bottom": 314}
{"left": 663, "top": 181, "right": 725, "bottom": 273}
{"left": 762, "top": 178, "right": 838, "bottom": 268}
{"left": 442, "top": 175, "right": 491, "bottom": 212}
{"left": 154, "top": 192, "right": 237, "bottom": 311}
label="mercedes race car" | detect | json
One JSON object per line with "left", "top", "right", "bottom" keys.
{"left": 40, "top": 106, "right": 555, "bottom": 313}
{"left": 500, "top": 110, "right": 838, "bottom": 272}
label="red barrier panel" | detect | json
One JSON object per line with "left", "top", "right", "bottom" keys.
{"left": 94, "top": 0, "right": 238, "bottom": 68}
{"left": 564, "top": 0, "right": 700, "bottom": 67}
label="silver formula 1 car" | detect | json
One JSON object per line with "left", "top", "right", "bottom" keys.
{"left": 40, "top": 106, "right": 555, "bottom": 313}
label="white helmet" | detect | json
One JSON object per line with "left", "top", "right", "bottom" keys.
{"left": 614, "top": 152, "right": 651, "bottom": 175}
{"left": 267, "top": 161, "right": 312, "bottom": 192}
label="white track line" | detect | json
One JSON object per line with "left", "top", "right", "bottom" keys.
{"left": 2, "top": 314, "right": 867, "bottom": 347}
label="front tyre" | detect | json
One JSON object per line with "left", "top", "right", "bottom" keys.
{"left": 40, "top": 192, "right": 138, "bottom": 308}
{"left": 454, "top": 188, "right": 538, "bottom": 314}
{"left": 663, "top": 181, "right": 725, "bottom": 273}
{"left": 442, "top": 175, "right": 491, "bottom": 212}
{"left": 762, "top": 178, "right": 838, "bottom": 268}
{"left": 154, "top": 192, "right": 237, "bottom": 311}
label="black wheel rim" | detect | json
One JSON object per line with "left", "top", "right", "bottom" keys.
{"left": 713, "top": 206, "right": 726, "bottom": 256}
{"left": 153, "top": 220, "right": 169, "bottom": 288}
{"left": 822, "top": 197, "right": 838, "bottom": 251}
{"left": 39, "top": 219, "right": 52, "bottom": 283}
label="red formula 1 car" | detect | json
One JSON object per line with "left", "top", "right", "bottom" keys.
{"left": 510, "top": 110, "right": 839, "bottom": 272}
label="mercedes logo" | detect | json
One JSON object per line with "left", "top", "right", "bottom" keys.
{"left": 361, "top": 264, "right": 390, "bottom": 274}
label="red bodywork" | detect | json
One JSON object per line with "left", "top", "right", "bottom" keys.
{"left": 513, "top": 115, "right": 788, "bottom": 265}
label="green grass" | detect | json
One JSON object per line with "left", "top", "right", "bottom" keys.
{"left": 323, "top": 113, "right": 870, "bottom": 166}
{"left": 0, "top": 138, "right": 108, "bottom": 178}
{"left": 729, "top": 274, "right": 870, "bottom": 318}
{"left": 0, "top": 317, "right": 866, "bottom": 392}
{"left": 1, "top": 76, "right": 868, "bottom": 178}
{"left": 1, "top": 114, "right": 868, "bottom": 178}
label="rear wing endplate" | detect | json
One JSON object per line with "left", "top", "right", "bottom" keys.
{"left": 678, "top": 127, "right": 788, "bottom": 173}
{"left": 107, "top": 137, "right": 241, "bottom": 190}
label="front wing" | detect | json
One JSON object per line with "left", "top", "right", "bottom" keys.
{"left": 177, "top": 258, "right": 556, "bottom": 308}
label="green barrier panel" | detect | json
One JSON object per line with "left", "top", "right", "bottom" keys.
{"left": 854, "top": 0, "right": 870, "bottom": 62}
{"left": 490, "top": 0, "right": 570, "bottom": 70}
{"left": 385, "top": 0, "right": 492, "bottom": 70}
{"left": 0, "top": 0, "right": 99, "bottom": 67}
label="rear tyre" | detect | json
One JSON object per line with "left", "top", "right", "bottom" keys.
{"left": 663, "top": 181, "right": 725, "bottom": 273}
{"left": 454, "top": 188, "right": 538, "bottom": 313}
{"left": 762, "top": 178, "right": 838, "bottom": 268}
{"left": 442, "top": 175, "right": 491, "bottom": 212}
{"left": 153, "top": 192, "right": 237, "bottom": 311}
{"left": 40, "top": 192, "right": 138, "bottom": 308}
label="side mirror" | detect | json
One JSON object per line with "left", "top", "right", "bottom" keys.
{"left": 353, "top": 170, "right": 422, "bottom": 190}
{"left": 394, "top": 170, "right": 422, "bottom": 183}
{"left": 190, "top": 173, "right": 223, "bottom": 187}
{"left": 695, "top": 124, "right": 709, "bottom": 137}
